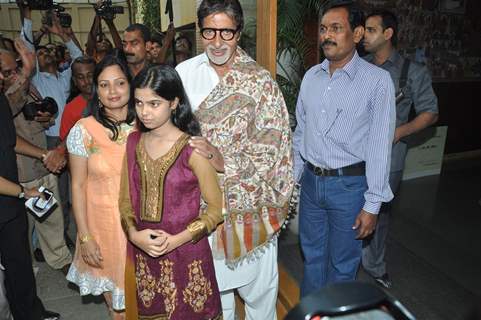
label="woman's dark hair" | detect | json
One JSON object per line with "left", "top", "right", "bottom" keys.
{"left": 84, "top": 50, "right": 136, "bottom": 140}
{"left": 133, "top": 65, "right": 201, "bottom": 136}
{"left": 197, "top": 0, "right": 244, "bottom": 32}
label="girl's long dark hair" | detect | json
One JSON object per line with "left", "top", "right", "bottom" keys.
{"left": 133, "top": 65, "right": 201, "bottom": 136}
{"left": 84, "top": 50, "right": 136, "bottom": 140}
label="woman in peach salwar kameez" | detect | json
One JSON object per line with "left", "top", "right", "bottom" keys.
{"left": 66, "top": 54, "right": 135, "bottom": 319}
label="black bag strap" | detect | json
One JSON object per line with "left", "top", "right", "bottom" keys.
{"left": 399, "top": 58, "right": 410, "bottom": 90}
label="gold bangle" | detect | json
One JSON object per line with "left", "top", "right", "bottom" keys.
{"left": 79, "top": 234, "right": 92, "bottom": 244}
{"left": 186, "top": 219, "right": 207, "bottom": 244}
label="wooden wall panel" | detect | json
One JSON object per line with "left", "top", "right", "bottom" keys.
{"left": 256, "top": 0, "right": 276, "bottom": 77}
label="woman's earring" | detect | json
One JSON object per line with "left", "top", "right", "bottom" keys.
{"left": 98, "top": 100, "right": 103, "bottom": 109}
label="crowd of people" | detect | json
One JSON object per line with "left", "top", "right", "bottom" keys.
{"left": 0, "top": 0, "right": 438, "bottom": 319}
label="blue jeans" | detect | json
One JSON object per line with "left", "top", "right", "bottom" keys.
{"left": 299, "top": 166, "right": 367, "bottom": 297}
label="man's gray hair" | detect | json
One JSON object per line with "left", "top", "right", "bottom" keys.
{"left": 197, "top": 0, "right": 244, "bottom": 32}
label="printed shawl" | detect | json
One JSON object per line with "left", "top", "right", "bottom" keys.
{"left": 195, "top": 48, "right": 294, "bottom": 266}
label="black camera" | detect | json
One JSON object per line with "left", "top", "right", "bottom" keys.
{"left": 57, "top": 12, "right": 72, "bottom": 28}
{"left": 95, "top": 0, "right": 124, "bottom": 20}
{"left": 22, "top": 97, "right": 58, "bottom": 121}
{"left": 24, "top": 0, "right": 53, "bottom": 10}
{"left": 42, "top": 4, "right": 71, "bottom": 28}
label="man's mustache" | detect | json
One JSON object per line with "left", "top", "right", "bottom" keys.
{"left": 321, "top": 40, "right": 337, "bottom": 47}
{"left": 125, "top": 52, "right": 135, "bottom": 57}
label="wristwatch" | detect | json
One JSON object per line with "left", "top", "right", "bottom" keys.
{"left": 18, "top": 185, "right": 25, "bottom": 199}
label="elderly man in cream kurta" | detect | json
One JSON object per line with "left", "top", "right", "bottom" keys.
{"left": 176, "top": 1, "right": 294, "bottom": 319}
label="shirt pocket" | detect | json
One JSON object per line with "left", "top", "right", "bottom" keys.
{"left": 324, "top": 108, "right": 352, "bottom": 144}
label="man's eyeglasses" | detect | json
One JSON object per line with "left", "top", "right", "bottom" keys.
{"left": 200, "top": 27, "right": 239, "bottom": 41}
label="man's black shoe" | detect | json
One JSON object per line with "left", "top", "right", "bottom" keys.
{"left": 42, "top": 310, "right": 60, "bottom": 320}
{"left": 374, "top": 273, "right": 392, "bottom": 289}
{"left": 34, "top": 248, "right": 46, "bottom": 262}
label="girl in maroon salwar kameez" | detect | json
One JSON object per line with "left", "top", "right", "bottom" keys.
{"left": 119, "top": 65, "right": 223, "bottom": 320}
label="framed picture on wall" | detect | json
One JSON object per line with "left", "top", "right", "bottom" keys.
{"left": 439, "top": 0, "right": 467, "bottom": 14}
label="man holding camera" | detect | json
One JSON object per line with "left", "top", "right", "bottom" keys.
{"left": 1, "top": 37, "right": 72, "bottom": 274}
{"left": 20, "top": 2, "right": 83, "bottom": 248}
{"left": 86, "top": 2, "right": 123, "bottom": 64}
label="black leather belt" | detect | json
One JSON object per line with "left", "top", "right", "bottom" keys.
{"left": 306, "top": 161, "right": 365, "bottom": 176}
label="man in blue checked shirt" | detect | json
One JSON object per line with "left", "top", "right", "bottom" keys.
{"left": 293, "top": 0, "right": 396, "bottom": 297}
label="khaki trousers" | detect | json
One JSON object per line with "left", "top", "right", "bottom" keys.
{"left": 22, "top": 173, "right": 72, "bottom": 270}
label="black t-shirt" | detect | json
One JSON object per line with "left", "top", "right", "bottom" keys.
{"left": 0, "top": 94, "right": 23, "bottom": 223}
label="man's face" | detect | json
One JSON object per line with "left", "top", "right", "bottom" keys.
{"left": 319, "top": 7, "right": 363, "bottom": 63}
{"left": 37, "top": 47, "right": 56, "bottom": 70}
{"left": 123, "top": 30, "right": 150, "bottom": 65}
{"left": 0, "top": 51, "right": 20, "bottom": 91}
{"left": 64, "top": 48, "right": 71, "bottom": 63}
{"left": 363, "top": 16, "right": 389, "bottom": 53}
{"left": 200, "top": 12, "right": 240, "bottom": 67}
{"left": 149, "top": 42, "right": 162, "bottom": 59}
{"left": 72, "top": 62, "right": 95, "bottom": 97}
{"left": 96, "top": 34, "right": 112, "bottom": 52}
{"left": 176, "top": 38, "right": 190, "bottom": 53}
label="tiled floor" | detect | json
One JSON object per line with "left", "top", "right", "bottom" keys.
{"left": 29, "top": 157, "right": 481, "bottom": 320}
{"left": 279, "top": 157, "right": 481, "bottom": 320}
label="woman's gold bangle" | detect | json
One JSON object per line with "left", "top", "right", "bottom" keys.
{"left": 79, "top": 234, "right": 92, "bottom": 244}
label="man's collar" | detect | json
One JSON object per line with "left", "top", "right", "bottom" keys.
{"left": 387, "top": 50, "right": 402, "bottom": 65}
{"left": 320, "top": 50, "right": 361, "bottom": 80}
{"left": 365, "top": 49, "right": 400, "bottom": 68}
{"left": 198, "top": 52, "right": 210, "bottom": 66}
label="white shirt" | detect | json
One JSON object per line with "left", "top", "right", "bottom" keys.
{"left": 21, "top": 19, "right": 83, "bottom": 137}
{"left": 175, "top": 53, "right": 219, "bottom": 111}
{"left": 176, "top": 54, "right": 277, "bottom": 291}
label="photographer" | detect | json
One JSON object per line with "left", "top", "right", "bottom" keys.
{"left": 147, "top": 24, "right": 175, "bottom": 65}
{"left": 2, "top": 36, "right": 73, "bottom": 274}
{"left": 174, "top": 33, "right": 193, "bottom": 64}
{"left": 20, "top": 2, "right": 83, "bottom": 240}
{"left": 86, "top": 1, "right": 122, "bottom": 63}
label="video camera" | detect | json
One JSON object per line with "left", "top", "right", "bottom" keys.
{"left": 95, "top": 0, "right": 124, "bottom": 20}
{"left": 23, "top": 0, "right": 53, "bottom": 10}
{"left": 42, "top": 4, "right": 72, "bottom": 28}
{"left": 22, "top": 97, "right": 58, "bottom": 121}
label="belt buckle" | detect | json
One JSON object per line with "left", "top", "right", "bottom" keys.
{"left": 314, "top": 166, "right": 325, "bottom": 176}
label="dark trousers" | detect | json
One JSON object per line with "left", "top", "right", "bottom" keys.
{"left": 0, "top": 208, "right": 45, "bottom": 320}
{"left": 362, "top": 170, "right": 403, "bottom": 277}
